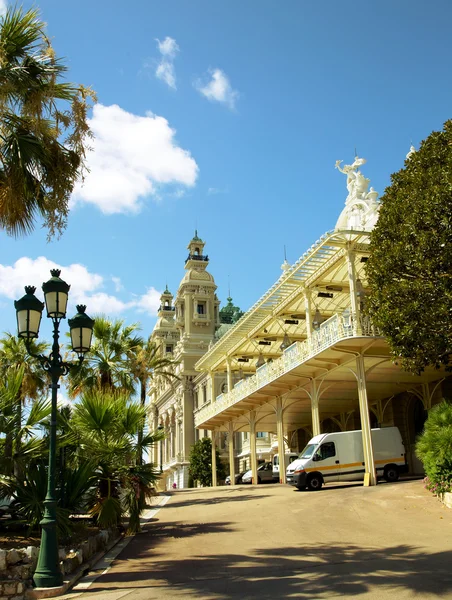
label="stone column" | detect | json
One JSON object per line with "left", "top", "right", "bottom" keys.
{"left": 226, "top": 358, "right": 233, "bottom": 393}
{"left": 228, "top": 422, "right": 235, "bottom": 485}
{"left": 346, "top": 248, "right": 362, "bottom": 335}
{"left": 276, "top": 397, "right": 286, "bottom": 484}
{"left": 211, "top": 430, "right": 217, "bottom": 487}
{"left": 249, "top": 411, "right": 258, "bottom": 485}
{"left": 356, "top": 354, "right": 376, "bottom": 486}
{"left": 311, "top": 379, "right": 321, "bottom": 437}
{"left": 304, "top": 288, "right": 313, "bottom": 343}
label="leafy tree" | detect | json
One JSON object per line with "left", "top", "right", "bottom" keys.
{"left": 0, "top": 7, "right": 96, "bottom": 238}
{"left": 416, "top": 400, "right": 452, "bottom": 494}
{"left": 128, "top": 336, "right": 179, "bottom": 464}
{"left": 366, "top": 120, "right": 452, "bottom": 373}
{"left": 68, "top": 317, "right": 142, "bottom": 397}
{"left": 189, "top": 437, "right": 226, "bottom": 487}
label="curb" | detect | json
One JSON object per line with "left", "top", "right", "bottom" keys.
{"left": 25, "top": 534, "right": 123, "bottom": 600}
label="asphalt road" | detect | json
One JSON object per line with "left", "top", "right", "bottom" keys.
{"left": 65, "top": 480, "right": 452, "bottom": 599}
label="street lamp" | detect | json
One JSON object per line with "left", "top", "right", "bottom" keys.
{"left": 14, "top": 269, "right": 94, "bottom": 589}
{"left": 158, "top": 424, "right": 164, "bottom": 473}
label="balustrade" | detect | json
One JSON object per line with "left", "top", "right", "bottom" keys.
{"left": 194, "top": 308, "right": 380, "bottom": 426}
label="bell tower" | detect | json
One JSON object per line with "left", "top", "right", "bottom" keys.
{"left": 175, "top": 231, "right": 220, "bottom": 342}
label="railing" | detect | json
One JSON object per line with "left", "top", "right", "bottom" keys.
{"left": 185, "top": 254, "right": 209, "bottom": 263}
{"left": 159, "top": 305, "right": 175, "bottom": 312}
{"left": 162, "top": 453, "right": 189, "bottom": 471}
{"left": 194, "top": 310, "right": 380, "bottom": 426}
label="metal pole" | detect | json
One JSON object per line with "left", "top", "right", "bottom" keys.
{"left": 33, "top": 320, "right": 63, "bottom": 588}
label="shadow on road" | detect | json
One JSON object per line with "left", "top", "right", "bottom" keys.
{"left": 163, "top": 493, "right": 269, "bottom": 509}
{"left": 88, "top": 542, "right": 452, "bottom": 598}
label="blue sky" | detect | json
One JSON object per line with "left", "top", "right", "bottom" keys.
{"left": 1, "top": 0, "right": 451, "bottom": 345}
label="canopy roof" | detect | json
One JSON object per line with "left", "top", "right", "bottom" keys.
{"left": 196, "top": 228, "right": 371, "bottom": 374}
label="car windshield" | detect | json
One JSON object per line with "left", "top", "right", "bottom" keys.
{"left": 298, "top": 444, "right": 317, "bottom": 459}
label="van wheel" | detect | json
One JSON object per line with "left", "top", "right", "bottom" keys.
{"left": 384, "top": 465, "right": 399, "bottom": 483}
{"left": 306, "top": 474, "right": 323, "bottom": 491}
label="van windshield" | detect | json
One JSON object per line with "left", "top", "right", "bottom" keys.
{"left": 298, "top": 444, "right": 317, "bottom": 460}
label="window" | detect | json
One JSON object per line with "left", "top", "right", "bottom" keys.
{"left": 256, "top": 432, "right": 266, "bottom": 438}
{"left": 314, "top": 442, "right": 336, "bottom": 461}
{"left": 165, "top": 345, "right": 173, "bottom": 354}
{"left": 197, "top": 303, "right": 205, "bottom": 315}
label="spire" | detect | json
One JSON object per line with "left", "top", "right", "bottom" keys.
{"left": 281, "top": 245, "right": 290, "bottom": 272}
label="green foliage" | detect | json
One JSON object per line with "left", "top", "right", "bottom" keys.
{"left": 367, "top": 120, "right": 452, "bottom": 373}
{"left": 70, "top": 389, "right": 163, "bottom": 531}
{"left": 189, "top": 438, "right": 226, "bottom": 487}
{"left": 416, "top": 401, "right": 452, "bottom": 495}
{"left": 67, "top": 317, "right": 142, "bottom": 396}
{"left": 0, "top": 7, "right": 96, "bottom": 238}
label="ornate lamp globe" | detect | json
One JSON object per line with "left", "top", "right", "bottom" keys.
{"left": 42, "top": 269, "right": 70, "bottom": 319}
{"left": 68, "top": 305, "right": 95, "bottom": 359}
{"left": 14, "top": 286, "right": 45, "bottom": 339}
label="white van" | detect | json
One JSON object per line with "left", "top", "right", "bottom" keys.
{"left": 286, "top": 427, "right": 407, "bottom": 491}
{"left": 273, "top": 453, "right": 299, "bottom": 481}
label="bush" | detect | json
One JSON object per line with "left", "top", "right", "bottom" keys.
{"left": 416, "top": 400, "right": 452, "bottom": 495}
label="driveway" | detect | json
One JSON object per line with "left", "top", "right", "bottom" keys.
{"left": 67, "top": 480, "right": 452, "bottom": 599}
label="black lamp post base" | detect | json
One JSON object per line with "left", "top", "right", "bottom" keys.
{"left": 32, "top": 501, "right": 63, "bottom": 588}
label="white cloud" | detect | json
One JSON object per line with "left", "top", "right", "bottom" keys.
{"left": 72, "top": 104, "right": 198, "bottom": 214}
{"left": 195, "top": 69, "right": 239, "bottom": 110}
{"left": 0, "top": 1, "right": 7, "bottom": 17}
{"left": 156, "top": 61, "right": 176, "bottom": 89}
{"left": 157, "top": 37, "right": 179, "bottom": 59}
{"left": 0, "top": 257, "right": 163, "bottom": 320}
{"left": 0, "top": 257, "right": 102, "bottom": 302}
{"left": 155, "top": 37, "right": 179, "bottom": 89}
{"left": 134, "top": 287, "right": 162, "bottom": 315}
{"left": 207, "top": 187, "right": 228, "bottom": 195}
{"left": 112, "top": 276, "right": 123, "bottom": 292}
{"left": 76, "top": 292, "right": 130, "bottom": 315}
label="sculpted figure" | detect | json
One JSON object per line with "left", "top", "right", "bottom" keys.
{"left": 335, "top": 157, "right": 369, "bottom": 200}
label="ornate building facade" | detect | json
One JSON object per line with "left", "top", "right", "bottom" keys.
{"left": 194, "top": 154, "right": 448, "bottom": 486}
{"left": 149, "top": 232, "right": 244, "bottom": 488}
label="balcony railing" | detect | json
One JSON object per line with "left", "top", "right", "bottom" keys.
{"left": 159, "top": 305, "right": 175, "bottom": 312}
{"left": 194, "top": 309, "right": 380, "bottom": 426}
{"left": 185, "top": 254, "right": 209, "bottom": 263}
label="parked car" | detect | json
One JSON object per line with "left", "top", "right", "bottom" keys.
{"left": 286, "top": 427, "right": 408, "bottom": 491}
{"left": 272, "top": 452, "right": 299, "bottom": 481}
{"left": 225, "top": 471, "right": 246, "bottom": 485}
{"left": 241, "top": 462, "right": 277, "bottom": 484}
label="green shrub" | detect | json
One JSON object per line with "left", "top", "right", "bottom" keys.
{"left": 416, "top": 400, "right": 452, "bottom": 495}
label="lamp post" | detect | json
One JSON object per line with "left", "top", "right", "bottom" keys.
{"left": 14, "top": 270, "right": 94, "bottom": 589}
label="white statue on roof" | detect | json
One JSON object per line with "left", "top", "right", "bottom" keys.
{"left": 334, "top": 156, "right": 379, "bottom": 231}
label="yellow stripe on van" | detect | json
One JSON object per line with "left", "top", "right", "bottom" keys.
{"left": 303, "top": 457, "right": 404, "bottom": 474}
{"left": 304, "top": 461, "right": 362, "bottom": 473}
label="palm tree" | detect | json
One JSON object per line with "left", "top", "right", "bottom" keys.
{"left": 128, "top": 336, "right": 179, "bottom": 463}
{"left": 0, "top": 7, "right": 96, "bottom": 238}
{"left": 0, "top": 333, "right": 49, "bottom": 476}
{"left": 70, "top": 389, "right": 164, "bottom": 532}
{"left": 68, "top": 316, "right": 142, "bottom": 397}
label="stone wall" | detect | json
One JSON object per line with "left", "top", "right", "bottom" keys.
{"left": 0, "top": 527, "right": 119, "bottom": 600}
